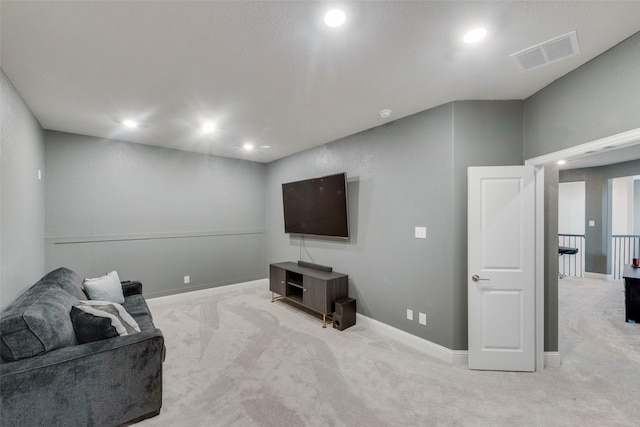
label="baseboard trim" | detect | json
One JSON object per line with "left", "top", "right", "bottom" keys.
{"left": 147, "top": 279, "right": 267, "bottom": 308}
{"left": 355, "top": 313, "right": 467, "bottom": 365}
{"left": 356, "top": 314, "right": 562, "bottom": 369}
{"left": 544, "top": 351, "right": 561, "bottom": 368}
{"left": 147, "top": 280, "right": 556, "bottom": 370}
{"left": 147, "top": 281, "right": 464, "bottom": 365}
{"left": 584, "top": 272, "right": 614, "bottom": 281}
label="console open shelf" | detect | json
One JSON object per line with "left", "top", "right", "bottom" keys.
{"left": 269, "top": 262, "right": 348, "bottom": 327}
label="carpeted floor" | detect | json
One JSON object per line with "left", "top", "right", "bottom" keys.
{"left": 140, "top": 276, "right": 640, "bottom": 426}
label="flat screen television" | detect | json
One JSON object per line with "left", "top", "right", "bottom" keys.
{"left": 282, "top": 172, "right": 349, "bottom": 239}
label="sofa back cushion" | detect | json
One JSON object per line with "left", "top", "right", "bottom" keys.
{"left": 0, "top": 268, "right": 84, "bottom": 362}
{"left": 40, "top": 267, "right": 87, "bottom": 300}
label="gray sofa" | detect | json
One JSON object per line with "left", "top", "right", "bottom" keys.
{"left": 0, "top": 267, "right": 164, "bottom": 426}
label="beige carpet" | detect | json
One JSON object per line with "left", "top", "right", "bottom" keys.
{"left": 139, "top": 276, "right": 640, "bottom": 426}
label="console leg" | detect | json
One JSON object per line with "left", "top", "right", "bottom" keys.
{"left": 322, "top": 314, "right": 328, "bottom": 328}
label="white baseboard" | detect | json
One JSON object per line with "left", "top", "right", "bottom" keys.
{"left": 147, "top": 281, "right": 463, "bottom": 364}
{"left": 355, "top": 313, "right": 468, "bottom": 365}
{"left": 357, "top": 313, "right": 562, "bottom": 370}
{"left": 147, "top": 279, "right": 267, "bottom": 309}
{"left": 584, "top": 272, "right": 614, "bottom": 281}
{"left": 544, "top": 351, "right": 561, "bottom": 368}
{"left": 148, "top": 279, "right": 557, "bottom": 370}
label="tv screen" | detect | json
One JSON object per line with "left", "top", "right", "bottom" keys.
{"left": 282, "top": 172, "right": 349, "bottom": 239}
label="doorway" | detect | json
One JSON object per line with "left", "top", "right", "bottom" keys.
{"left": 526, "top": 126, "right": 640, "bottom": 367}
{"left": 610, "top": 175, "right": 640, "bottom": 278}
{"left": 558, "top": 181, "right": 586, "bottom": 277}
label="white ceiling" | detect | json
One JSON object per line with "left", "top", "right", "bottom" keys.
{"left": 2, "top": 1, "right": 640, "bottom": 163}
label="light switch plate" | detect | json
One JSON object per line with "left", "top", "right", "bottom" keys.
{"left": 419, "top": 312, "right": 427, "bottom": 325}
{"left": 589, "top": 220, "right": 595, "bottom": 227}
{"left": 407, "top": 309, "right": 413, "bottom": 320}
{"left": 415, "top": 227, "right": 427, "bottom": 239}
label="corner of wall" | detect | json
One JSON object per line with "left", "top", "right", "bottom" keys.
{"left": 0, "top": 68, "right": 46, "bottom": 309}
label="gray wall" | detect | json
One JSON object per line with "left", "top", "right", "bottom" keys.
{"left": 0, "top": 68, "right": 46, "bottom": 309}
{"left": 451, "top": 101, "right": 524, "bottom": 347}
{"left": 3, "top": 27, "right": 635, "bottom": 352}
{"left": 544, "top": 165, "right": 559, "bottom": 352}
{"left": 266, "top": 104, "right": 455, "bottom": 348}
{"left": 560, "top": 159, "right": 640, "bottom": 274}
{"left": 524, "top": 32, "right": 640, "bottom": 159}
{"left": 265, "top": 101, "right": 523, "bottom": 350}
{"left": 523, "top": 31, "right": 640, "bottom": 354}
{"left": 635, "top": 180, "right": 640, "bottom": 234}
{"left": 45, "top": 131, "right": 267, "bottom": 298}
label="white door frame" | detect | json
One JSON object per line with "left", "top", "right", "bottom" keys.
{"left": 526, "top": 127, "right": 640, "bottom": 371}
{"left": 525, "top": 128, "right": 640, "bottom": 167}
{"left": 534, "top": 165, "right": 545, "bottom": 372}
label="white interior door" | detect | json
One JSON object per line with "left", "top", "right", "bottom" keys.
{"left": 468, "top": 166, "right": 536, "bottom": 371}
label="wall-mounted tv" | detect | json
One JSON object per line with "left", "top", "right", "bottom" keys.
{"left": 282, "top": 172, "right": 349, "bottom": 239}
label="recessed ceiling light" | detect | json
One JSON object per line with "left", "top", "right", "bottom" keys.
{"left": 557, "top": 160, "right": 566, "bottom": 165}
{"left": 202, "top": 121, "right": 215, "bottom": 134}
{"left": 243, "top": 143, "right": 254, "bottom": 151}
{"left": 379, "top": 109, "right": 392, "bottom": 118}
{"left": 260, "top": 145, "right": 272, "bottom": 149}
{"left": 122, "top": 119, "right": 138, "bottom": 128}
{"left": 463, "top": 28, "right": 487, "bottom": 44}
{"left": 324, "top": 9, "right": 346, "bottom": 27}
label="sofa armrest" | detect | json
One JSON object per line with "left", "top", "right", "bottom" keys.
{"left": 1, "top": 328, "right": 164, "bottom": 426}
{"left": 122, "top": 280, "right": 142, "bottom": 297}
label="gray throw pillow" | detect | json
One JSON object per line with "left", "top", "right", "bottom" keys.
{"left": 83, "top": 271, "right": 125, "bottom": 303}
{"left": 74, "top": 301, "right": 141, "bottom": 336}
{"left": 70, "top": 306, "right": 119, "bottom": 344}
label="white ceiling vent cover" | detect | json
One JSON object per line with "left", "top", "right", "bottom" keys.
{"left": 510, "top": 31, "right": 580, "bottom": 72}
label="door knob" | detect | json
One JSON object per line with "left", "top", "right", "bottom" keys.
{"left": 472, "top": 275, "right": 490, "bottom": 282}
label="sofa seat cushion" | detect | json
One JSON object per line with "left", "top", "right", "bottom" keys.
{"left": 1, "top": 287, "right": 80, "bottom": 361}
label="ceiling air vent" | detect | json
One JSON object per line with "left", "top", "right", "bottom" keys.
{"left": 510, "top": 31, "right": 580, "bottom": 72}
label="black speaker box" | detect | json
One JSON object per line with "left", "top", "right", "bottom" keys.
{"left": 333, "top": 297, "right": 356, "bottom": 331}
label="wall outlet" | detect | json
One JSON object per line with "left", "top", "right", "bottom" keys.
{"left": 415, "top": 226, "right": 427, "bottom": 239}
{"left": 184, "top": 275, "right": 190, "bottom": 284}
{"left": 407, "top": 309, "right": 414, "bottom": 320}
{"left": 419, "top": 312, "right": 427, "bottom": 325}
